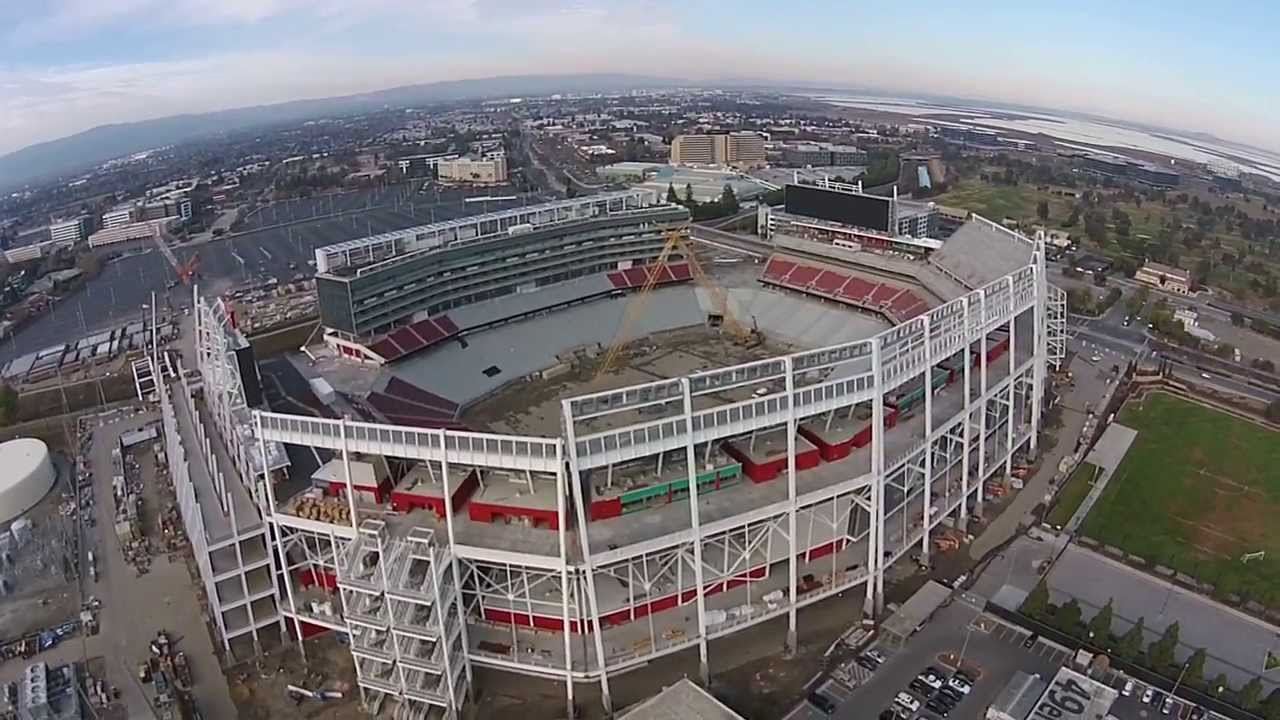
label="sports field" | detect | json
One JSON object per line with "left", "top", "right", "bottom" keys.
{"left": 1080, "top": 392, "right": 1280, "bottom": 603}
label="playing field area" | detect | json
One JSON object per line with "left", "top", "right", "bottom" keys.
{"left": 1080, "top": 392, "right": 1280, "bottom": 603}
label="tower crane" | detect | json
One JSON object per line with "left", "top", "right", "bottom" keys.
{"left": 594, "top": 228, "right": 761, "bottom": 381}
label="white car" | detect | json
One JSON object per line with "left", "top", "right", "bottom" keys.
{"left": 1121, "top": 680, "right": 1135, "bottom": 697}
{"left": 947, "top": 676, "right": 972, "bottom": 695}
{"left": 894, "top": 692, "right": 920, "bottom": 713}
{"left": 1161, "top": 697, "right": 1174, "bottom": 715}
{"left": 866, "top": 649, "right": 886, "bottom": 665}
{"left": 1142, "top": 688, "right": 1155, "bottom": 704}
{"left": 919, "top": 672, "right": 943, "bottom": 690}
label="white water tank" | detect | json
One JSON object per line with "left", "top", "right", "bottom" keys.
{"left": 0, "top": 438, "right": 55, "bottom": 525}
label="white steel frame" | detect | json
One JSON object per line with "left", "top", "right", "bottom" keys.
{"left": 253, "top": 220, "right": 1061, "bottom": 718}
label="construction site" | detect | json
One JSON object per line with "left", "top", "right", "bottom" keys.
{"left": 60, "top": 183, "right": 1068, "bottom": 719}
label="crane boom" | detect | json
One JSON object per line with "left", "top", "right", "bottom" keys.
{"left": 594, "top": 229, "right": 683, "bottom": 380}
{"left": 595, "top": 228, "right": 760, "bottom": 382}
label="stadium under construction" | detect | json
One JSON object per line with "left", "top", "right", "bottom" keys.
{"left": 154, "top": 185, "right": 1068, "bottom": 719}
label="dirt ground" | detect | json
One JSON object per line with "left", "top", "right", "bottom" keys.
{"left": 228, "top": 634, "right": 362, "bottom": 720}
{"left": 464, "top": 325, "right": 789, "bottom": 437}
{"left": 0, "top": 463, "right": 81, "bottom": 643}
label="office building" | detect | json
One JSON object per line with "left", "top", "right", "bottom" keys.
{"left": 102, "top": 206, "right": 135, "bottom": 229}
{"left": 1134, "top": 261, "right": 1191, "bottom": 295}
{"left": 670, "top": 134, "right": 719, "bottom": 165}
{"left": 435, "top": 155, "right": 508, "bottom": 185}
{"left": 49, "top": 217, "right": 89, "bottom": 246}
{"left": 780, "top": 143, "right": 868, "bottom": 167}
{"left": 670, "top": 132, "right": 766, "bottom": 168}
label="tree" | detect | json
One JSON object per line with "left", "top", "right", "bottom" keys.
{"left": 1209, "top": 673, "right": 1228, "bottom": 697}
{"left": 683, "top": 183, "right": 695, "bottom": 206}
{"left": 1185, "top": 647, "right": 1207, "bottom": 687}
{"left": 1264, "top": 688, "right": 1280, "bottom": 720}
{"left": 1021, "top": 581, "right": 1052, "bottom": 618}
{"left": 719, "top": 184, "right": 740, "bottom": 214}
{"left": 1118, "top": 617, "right": 1145, "bottom": 660}
{"left": 1055, "top": 598, "right": 1083, "bottom": 633}
{"left": 0, "top": 384, "right": 16, "bottom": 426}
{"left": 1240, "top": 677, "right": 1264, "bottom": 708}
{"left": 1037, "top": 200, "right": 1050, "bottom": 222}
{"left": 1265, "top": 399, "right": 1280, "bottom": 423}
{"left": 1087, "top": 599, "right": 1114, "bottom": 642}
{"left": 666, "top": 183, "right": 679, "bottom": 204}
{"left": 1147, "top": 621, "right": 1180, "bottom": 670}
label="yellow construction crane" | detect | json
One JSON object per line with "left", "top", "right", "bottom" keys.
{"left": 595, "top": 228, "right": 760, "bottom": 381}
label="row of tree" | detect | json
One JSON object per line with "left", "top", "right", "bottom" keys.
{"left": 1021, "top": 583, "right": 1280, "bottom": 716}
{"left": 665, "top": 183, "right": 741, "bottom": 222}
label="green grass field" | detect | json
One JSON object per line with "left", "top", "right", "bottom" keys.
{"left": 1046, "top": 462, "right": 1098, "bottom": 528}
{"left": 1081, "top": 393, "right": 1280, "bottom": 603}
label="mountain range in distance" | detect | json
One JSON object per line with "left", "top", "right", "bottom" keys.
{"left": 0, "top": 73, "right": 686, "bottom": 192}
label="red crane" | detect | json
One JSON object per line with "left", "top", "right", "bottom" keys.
{"left": 176, "top": 253, "right": 201, "bottom": 285}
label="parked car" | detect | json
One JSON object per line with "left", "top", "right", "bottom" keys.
{"left": 1161, "top": 696, "right": 1174, "bottom": 715}
{"left": 919, "top": 669, "right": 944, "bottom": 690}
{"left": 894, "top": 692, "right": 920, "bottom": 713}
{"left": 938, "top": 686, "right": 964, "bottom": 703}
{"left": 1188, "top": 707, "right": 1206, "bottom": 720}
{"left": 856, "top": 655, "right": 879, "bottom": 671}
{"left": 1121, "top": 680, "right": 1135, "bottom": 697}
{"left": 947, "top": 676, "right": 973, "bottom": 695}
{"left": 807, "top": 692, "right": 837, "bottom": 716}
{"left": 1141, "top": 688, "right": 1155, "bottom": 704}
{"left": 866, "top": 649, "right": 886, "bottom": 665}
{"left": 1023, "top": 633, "right": 1039, "bottom": 648}
{"left": 925, "top": 697, "right": 953, "bottom": 717}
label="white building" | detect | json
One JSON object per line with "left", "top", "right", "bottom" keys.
{"left": 49, "top": 218, "right": 87, "bottom": 246}
{"left": 87, "top": 218, "right": 174, "bottom": 249}
{"left": 102, "top": 207, "right": 135, "bottom": 229}
{"left": 436, "top": 156, "right": 508, "bottom": 185}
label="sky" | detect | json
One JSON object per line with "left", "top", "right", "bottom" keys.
{"left": 0, "top": 0, "right": 1277, "bottom": 158}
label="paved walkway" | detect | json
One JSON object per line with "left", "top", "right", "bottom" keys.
{"left": 1064, "top": 424, "right": 1136, "bottom": 533}
{"left": 970, "top": 351, "right": 1116, "bottom": 559}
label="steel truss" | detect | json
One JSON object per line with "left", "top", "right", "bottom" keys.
{"left": 253, "top": 227, "right": 1067, "bottom": 718}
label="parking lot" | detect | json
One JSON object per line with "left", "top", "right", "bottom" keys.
{"left": 782, "top": 592, "right": 1229, "bottom": 720}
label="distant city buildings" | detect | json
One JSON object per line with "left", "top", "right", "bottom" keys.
{"left": 100, "top": 179, "right": 195, "bottom": 231}
{"left": 88, "top": 218, "right": 175, "bottom": 249}
{"left": 49, "top": 217, "right": 91, "bottom": 246}
{"left": 101, "top": 206, "right": 135, "bottom": 228}
{"left": 670, "top": 132, "right": 766, "bottom": 168}
{"left": 778, "top": 142, "right": 868, "bottom": 167}
{"left": 1135, "top": 261, "right": 1191, "bottom": 295}
{"left": 436, "top": 154, "right": 508, "bottom": 185}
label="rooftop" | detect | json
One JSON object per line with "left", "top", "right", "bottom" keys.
{"left": 618, "top": 679, "right": 743, "bottom": 720}
{"left": 1139, "top": 261, "right": 1190, "bottom": 280}
{"left": 930, "top": 217, "right": 1034, "bottom": 289}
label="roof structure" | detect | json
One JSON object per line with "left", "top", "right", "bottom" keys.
{"left": 988, "top": 671, "right": 1048, "bottom": 720}
{"left": 880, "top": 580, "right": 952, "bottom": 646}
{"left": 618, "top": 679, "right": 743, "bottom": 720}
{"left": 931, "top": 218, "right": 1034, "bottom": 289}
